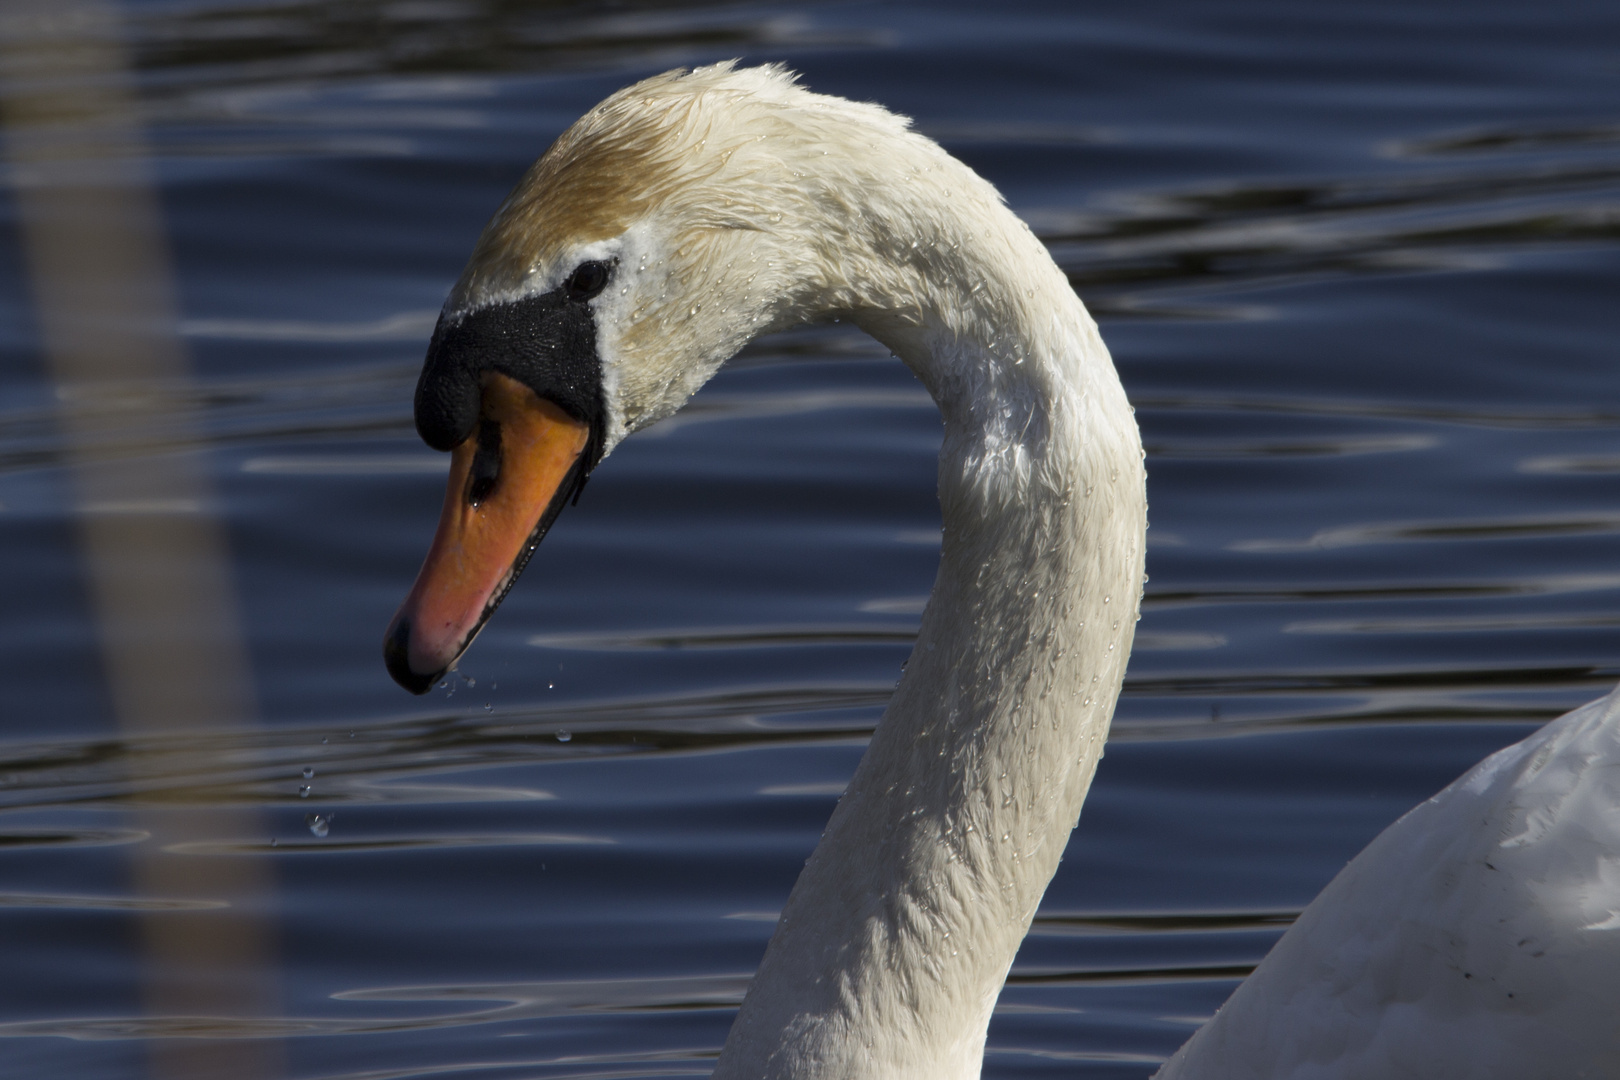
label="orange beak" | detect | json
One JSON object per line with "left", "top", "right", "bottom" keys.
{"left": 384, "top": 371, "right": 590, "bottom": 693}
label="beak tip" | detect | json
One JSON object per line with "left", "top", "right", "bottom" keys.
{"left": 384, "top": 616, "right": 441, "bottom": 695}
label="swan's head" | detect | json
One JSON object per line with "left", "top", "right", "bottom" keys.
{"left": 383, "top": 62, "right": 928, "bottom": 692}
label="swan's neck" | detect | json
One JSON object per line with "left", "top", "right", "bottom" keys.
{"left": 715, "top": 180, "right": 1147, "bottom": 1079}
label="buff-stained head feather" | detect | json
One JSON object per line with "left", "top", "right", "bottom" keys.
{"left": 442, "top": 60, "right": 1037, "bottom": 451}
{"left": 449, "top": 62, "right": 888, "bottom": 310}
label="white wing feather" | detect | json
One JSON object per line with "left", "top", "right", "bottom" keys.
{"left": 1158, "top": 688, "right": 1620, "bottom": 1079}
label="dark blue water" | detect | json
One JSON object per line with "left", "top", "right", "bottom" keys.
{"left": 1, "top": 1, "right": 1617, "bottom": 1077}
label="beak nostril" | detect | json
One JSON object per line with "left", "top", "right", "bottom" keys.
{"left": 468, "top": 418, "right": 502, "bottom": 507}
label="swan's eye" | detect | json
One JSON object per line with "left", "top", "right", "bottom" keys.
{"left": 564, "top": 260, "right": 611, "bottom": 302}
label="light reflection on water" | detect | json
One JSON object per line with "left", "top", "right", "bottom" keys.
{"left": 1, "top": 0, "right": 1618, "bottom": 1077}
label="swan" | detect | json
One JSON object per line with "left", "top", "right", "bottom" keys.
{"left": 382, "top": 63, "right": 1620, "bottom": 1079}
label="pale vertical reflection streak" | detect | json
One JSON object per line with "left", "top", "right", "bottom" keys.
{"left": 0, "top": 4, "right": 281, "bottom": 1079}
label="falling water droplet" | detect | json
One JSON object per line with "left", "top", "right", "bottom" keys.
{"left": 556, "top": 730, "right": 572, "bottom": 743}
{"left": 305, "top": 814, "right": 330, "bottom": 838}
{"left": 302, "top": 766, "right": 314, "bottom": 780}
{"left": 298, "top": 785, "right": 311, "bottom": 798}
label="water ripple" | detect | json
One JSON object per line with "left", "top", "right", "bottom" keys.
{"left": 0, "top": 688, "right": 887, "bottom": 812}
{"left": 0, "top": 975, "right": 752, "bottom": 1041}
{"left": 1143, "top": 573, "right": 1620, "bottom": 610}
{"left": 1040, "top": 137, "right": 1620, "bottom": 310}
{"left": 1231, "top": 512, "right": 1620, "bottom": 552}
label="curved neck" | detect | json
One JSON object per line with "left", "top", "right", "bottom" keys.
{"left": 715, "top": 178, "right": 1147, "bottom": 1080}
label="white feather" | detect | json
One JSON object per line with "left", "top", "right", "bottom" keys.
{"left": 463, "top": 62, "right": 1620, "bottom": 1080}
{"left": 1157, "top": 689, "right": 1620, "bottom": 1079}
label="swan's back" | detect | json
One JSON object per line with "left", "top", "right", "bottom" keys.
{"left": 1158, "top": 690, "right": 1620, "bottom": 1079}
